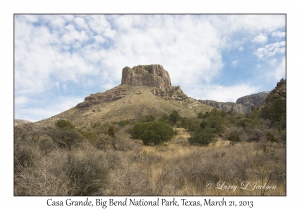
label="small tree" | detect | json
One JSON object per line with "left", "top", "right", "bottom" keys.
{"left": 168, "top": 110, "right": 181, "bottom": 124}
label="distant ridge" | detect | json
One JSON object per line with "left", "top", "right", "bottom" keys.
{"left": 199, "top": 91, "right": 269, "bottom": 114}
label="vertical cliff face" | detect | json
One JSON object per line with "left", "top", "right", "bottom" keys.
{"left": 121, "top": 64, "right": 172, "bottom": 92}
{"left": 199, "top": 91, "right": 270, "bottom": 114}
{"left": 236, "top": 91, "right": 270, "bottom": 107}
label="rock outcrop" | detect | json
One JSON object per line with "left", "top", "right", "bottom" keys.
{"left": 76, "top": 86, "right": 128, "bottom": 109}
{"left": 199, "top": 100, "right": 250, "bottom": 114}
{"left": 259, "top": 79, "right": 286, "bottom": 110}
{"left": 121, "top": 64, "right": 172, "bottom": 92}
{"left": 199, "top": 91, "right": 270, "bottom": 114}
{"left": 122, "top": 64, "right": 187, "bottom": 101}
{"left": 236, "top": 91, "right": 270, "bottom": 107}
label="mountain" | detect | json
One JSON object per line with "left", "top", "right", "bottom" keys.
{"left": 34, "top": 64, "right": 214, "bottom": 128}
{"left": 199, "top": 91, "right": 269, "bottom": 114}
{"left": 198, "top": 100, "right": 249, "bottom": 114}
{"left": 258, "top": 79, "right": 286, "bottom": 110}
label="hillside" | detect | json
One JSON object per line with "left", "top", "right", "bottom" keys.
{"left": 259, "top": 79, "right": 286, "bottom": 110}
{"left": 14, "top": 119, "right": 31, "bottom": 126}
{"left": 34, "top": 65, "right": 213, "bottom": 128}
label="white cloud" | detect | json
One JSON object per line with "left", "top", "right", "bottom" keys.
{"left": 187, "top": 83, "right": 261, "bottom": 102}
{"left": 255, "top": 41, "right": 285, "bottom": 59}
{"left": 273, "top": 57, "right": 286, "bottom": 81}
{"left": 252, "top": 34, "right": 268, "bottom": 44}
{"left": 15, "top": 15, "right": 286, "bottom": 121}
{"left": 272, "top": 31, "right": 286, "bottom": 38}
{"left": 18, "top": 96, "right": 83, "bottom": 122}
{"left": 74, "top": 16, "right": 88, "bottom": 30}
{"left": 232, "top": 60, "right": 238, "bottom": 65}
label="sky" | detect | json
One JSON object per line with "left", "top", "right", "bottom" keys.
{"left": 14, "top": 14, "right": 286, "bottom": 122}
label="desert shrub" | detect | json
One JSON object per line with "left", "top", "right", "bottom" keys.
{"left": 265, "top": 132, "right": 278, "bottom": 143}
{"left": 139, "top": 114, "right": 156, "bottom": 122}
{"left": 47, "top": 127, "right": 83, "bottom": 150}
{"left": 141, "top": 121, "right": 174, "bottom": 145}
{"left": 228, "top": 132, "right": 241, "bottom": 143}
{"left": 14, "top": 143, "right": 39, "bottom": 169}
{"left": 130, "top": 122, "right": 152, "bottom": 139}
{"left": 14, "top": 158, "right": 71, "bottom": 196}
{"left": 180, "top": 117, "right": 201, "bottom": 132}
{"left": 236, "top": 117, "right": 258, "bottom": 128}
{"left": 265, "top": 130, "right": 286, "bottom": 147}
{"left": 224, "top": 126, "right": 247, "bottom": 142}
{"left": 206, "top": 115, "right": 224, "bottom": 134}
{"left": 168, "top": 110, "right": 181, "bottom": 124}
{"left": 38, "top": 135, "right": 56, "bottom": 155}
{"left": 14, "top": 126, "right": 42, "bottom": 169}
{"left": 65, "top": 151, "right": 109, "bottom": 195}
{"left": 188, "top": 127, "right": 216, "bottom": 146}
{"left": 77, "top": 129, "right": 97, "bottom": 146}
{"left": 55, "top": 119, "right": 75, "bottom": 130}
{"left": 197, "top": 109, "right": 226, "bottom": 134}
{"left": 246, "top": 128, "right": 264, "bottom": 142}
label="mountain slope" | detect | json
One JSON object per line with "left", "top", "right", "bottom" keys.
{"left": 258, "top": 79, "right": 286, "bottom": 109}
{"left": 34, "top": 65, "right": 213, "bottom": 128}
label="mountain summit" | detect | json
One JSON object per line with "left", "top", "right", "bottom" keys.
{"left": 121, "top": 64, "right": 172, "bottom": 91}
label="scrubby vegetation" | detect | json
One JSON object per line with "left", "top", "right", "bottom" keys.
{"left": 14, "top": 95, "right": 286, "bottom": 195}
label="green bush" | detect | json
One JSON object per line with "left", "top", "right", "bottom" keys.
{"left": 168, "top": 110, "right": 181, "bottom": 124}
{"left": 131, "top": 121, "right": 174, "bottom": 145}
{"left": 188, "top": 127, "right": 216, "bottom": 146}
{"left": 236, "top": 118, "right": 257, "bottom": 128}
{"left": 130, "top": 122, "right": 152, "bottom": 139}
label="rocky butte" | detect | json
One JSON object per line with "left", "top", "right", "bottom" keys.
{"left": 121, "top": 65, "right": 187, "bottom": 100}
{"left": 36, "top": 64, "right": 212, "bottom": 128}
{"left": 121, "top": 64, "right": 172, "bottom": 92}
{"left": 76, "top": 64, "right": 187, "bottom": 109}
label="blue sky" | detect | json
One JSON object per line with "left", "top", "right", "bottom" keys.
{"left": 14, "top": 15, "right": 286, "bottom": 122}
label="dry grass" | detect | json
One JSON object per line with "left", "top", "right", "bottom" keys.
{"left": 14, "top": 126, "right": 286, "bottom": 196}
{"left": 103, "top": 129, "right": 286, "bottom": 196}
